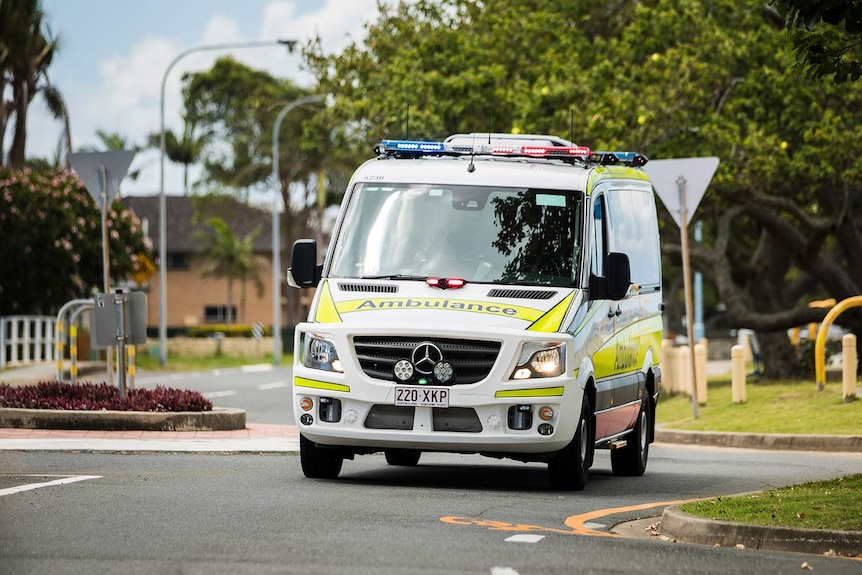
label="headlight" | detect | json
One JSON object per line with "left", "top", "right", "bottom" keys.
{"left": 302, "top": 333, "right": 343, "bottom": 372}
{"left": 510, "top": 342, "right": 565, "bottom": 379}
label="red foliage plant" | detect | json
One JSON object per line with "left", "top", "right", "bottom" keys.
{"left": 0, "top": 382, "right": 213, "bottom": 412}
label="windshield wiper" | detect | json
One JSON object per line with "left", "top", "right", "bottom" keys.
{"left": 359, "top": 274, "right": 428, "bottom": 281}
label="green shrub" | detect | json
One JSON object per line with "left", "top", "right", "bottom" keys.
{"left": 187, "top": 324, "right": 271, "bottom": 338}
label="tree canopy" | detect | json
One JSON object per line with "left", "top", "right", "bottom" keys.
{"left": 306, "top": 0, "right": 862, "bottom": 377}
{"left": 775, "top": 0, "right": 862, "bottom": 82}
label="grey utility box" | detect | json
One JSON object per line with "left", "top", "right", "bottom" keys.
{"left": 91, "top": 291, "right": 147, "bottom": 349}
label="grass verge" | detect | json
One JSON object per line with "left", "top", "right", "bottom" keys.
{"left": 134, "top": 353, "right": 292, "bottom": 372}
{"left": 656, "top": 374, "right": 862, "bottom": 435}
{"left": 679, "top": 474, "right": 862, "bottom": 531}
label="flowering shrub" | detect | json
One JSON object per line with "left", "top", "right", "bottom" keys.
{"left": 0, "top": 382, "right": 213, "bottom": 412}
{"left": 0, "top": 167, "right": 154, "bottom": 316}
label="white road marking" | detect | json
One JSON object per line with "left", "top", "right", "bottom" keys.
{"left": 202, "top": 390, "right": 238, "bottom": 399}
{"left": 583, "top": 521, "right": 606, "bottom": 529}
{"left": 491, "top": 567, "right": 521, "bottom": 575}
{"left": 241, "top": 364, "right": 273, "bottom": 373}
{"left": 0, "top": 475, "right": 102, "bottom": 497}
{"left": 257, "top": 381, "right": 289, "bottom": 391}
{"left": 504, "top": 534, "right": 545, "bottom": 543}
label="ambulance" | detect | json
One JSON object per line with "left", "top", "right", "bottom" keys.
{"left": 288, "top": 133, "right": 663, "bottom": 490}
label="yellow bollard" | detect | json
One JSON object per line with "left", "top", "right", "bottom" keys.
{"left": 128, "top": 346, "right": 136, "bottom": 390}
{"left": 842, "top": 334, "right": 857, "bottom": 403}
{"left": 69, "top": 325, "right": 78, "bottom": 385}
{"left": 694, "top": 341, "right": 708, "bottom": 406}
{"left": 661, "top": 340, "right": 674, "bottom": 393}
{"left": 56, "top": 321, "right": 65, "bottom": 381}
{"left": 678, "top": 345, "right": 692, "bottom": 398}
{"left": 731, "top": 344, "right": 746, "bottom": 403}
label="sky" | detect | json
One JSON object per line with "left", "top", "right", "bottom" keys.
{"left": 24, "top": 0, "right": 382, "bottom": 196}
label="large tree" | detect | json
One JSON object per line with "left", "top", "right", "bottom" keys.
{"left": 306, "top": 0, "right": 862, "bottom": 378}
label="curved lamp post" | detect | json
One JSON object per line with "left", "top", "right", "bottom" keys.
{"left": 158, "top": 39, "right": 297, "bottom": 365}
{"left": 271, "top": 94, "right": 325, "bottom": 365}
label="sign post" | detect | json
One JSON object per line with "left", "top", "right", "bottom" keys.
{"left": 69, "top": 151, "right": 136, "bottom": 388}
{"left": 644, "top": 157, "right": 720, "bottom": 419}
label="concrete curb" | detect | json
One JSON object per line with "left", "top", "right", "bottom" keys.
{"left": 0, "top": 406, "right": 246, "bottom": 432}
{"left": 656, "top": 428, "right": 862, "bottom": 452}
{"left": 660, "top": 506, "right": 862, "bottom": 557}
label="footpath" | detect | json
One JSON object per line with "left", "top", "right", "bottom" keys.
{"left": 2, "top": 360, "right": 861, "bottom": 558}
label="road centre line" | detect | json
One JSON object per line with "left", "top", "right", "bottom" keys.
{"left": 257, "top": 381, "right": 289, "bottom": 391}
{"left": 202, "top": 390, "right": 238, "bottom": 399}
{"left": 505, "top": 534, "right": 545, "bottom": 543}
{"left": 0, "top": 475, "right": 102, "bottom": 497}
{"left": 491, "top": 568, "right": 521, "bottom": 575}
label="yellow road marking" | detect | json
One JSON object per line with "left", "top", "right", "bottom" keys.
{"left": 441, "top": 498, "right": 694, "bottom": 539}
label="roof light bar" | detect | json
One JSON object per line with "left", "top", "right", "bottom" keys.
{"left": 377, "top": 139, "right": 646, "bottom": 166}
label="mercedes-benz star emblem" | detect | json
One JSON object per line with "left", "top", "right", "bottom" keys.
{"left": 411, "top": 342, "right": 443, "bottom": 375}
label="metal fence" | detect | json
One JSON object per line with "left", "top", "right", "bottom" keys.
{"left": 0, "top": 315, "right": 57, "bottom": 370}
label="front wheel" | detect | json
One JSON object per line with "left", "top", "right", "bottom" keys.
{"left": 300, "top": 434, "right": 344, "bottom": 479}
{"left": 548, "top": 398, "right": 593, "bottom": 490}
{"left": 610, "top": 397, "right": 650, "bottom": 476}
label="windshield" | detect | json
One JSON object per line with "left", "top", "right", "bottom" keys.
{"left": 328, "top": 183, "right": 582, "bottom": 286}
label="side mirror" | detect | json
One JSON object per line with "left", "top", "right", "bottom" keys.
{"left": 287, "top": 239, "right": 321, "bottom": 288}
{"left": 605, "top": 252, "right": 631, "bottom": 301}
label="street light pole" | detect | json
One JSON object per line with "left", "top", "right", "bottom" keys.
{"left": 271, "top": 95, "right": 325, "bottom": 366}
{"left": 158, "top": 39, "right": 297, "bottom": 366}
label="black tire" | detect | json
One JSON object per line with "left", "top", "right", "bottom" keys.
{"left": 548, "top": 398, "right": 593, "bottom": 490}
{"left": 299, "top": 434, "right": 343, "bottom": 479}
{"left": 384, "top": 449, "right": 422, "bottom": 466}
{"left": 610, "top": 397, "right": 650, "bottom": 476}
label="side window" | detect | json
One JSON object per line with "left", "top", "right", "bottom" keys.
{"left": 606, "top": 189, "right": 661, "bottom": 287}
{"left": 591, "top": 195, "right": 607, "bottom": 278}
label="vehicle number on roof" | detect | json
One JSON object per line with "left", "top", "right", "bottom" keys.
{"left": 395, "top": 386, "right": 449, "bottom": 408}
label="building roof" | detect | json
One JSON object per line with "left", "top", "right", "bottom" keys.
{"left": 123, "top": 195, "right": 281, "bottom": 253}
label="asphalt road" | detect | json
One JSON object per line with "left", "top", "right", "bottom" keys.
{"left": 135, "top": 364, "right": 295, "bottom": 425}
{"left": 2, "top": 444, "right": 862, "bottom": 574}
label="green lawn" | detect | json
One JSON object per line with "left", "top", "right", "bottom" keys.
{"left": 134, "top": 353, "right": 292, "bottom": 372}
{"left": 656, "top": 375, "right": 862, "bottom": 435}
{"left": 679, "top": 474, "right": 862, "bottom": 531}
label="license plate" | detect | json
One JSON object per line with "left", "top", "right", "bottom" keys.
{"left": 394, "top": 386, "right": 449, "bottom": 408}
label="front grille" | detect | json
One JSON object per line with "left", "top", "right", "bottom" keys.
{"left": 353, "top": 336, "right": 501, "bottom": 384}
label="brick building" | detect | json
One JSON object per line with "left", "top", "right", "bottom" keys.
{"left": 123, "top": 195, "right": 286, "bottom": 331}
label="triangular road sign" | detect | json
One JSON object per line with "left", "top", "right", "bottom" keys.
{"left": 644, "top": 157, "right": 720, "bottom": 228}
{"left": 69, "top": 151, "right": 136, "bottom": 209}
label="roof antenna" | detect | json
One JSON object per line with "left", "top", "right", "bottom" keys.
{"left": 468, "top": 132, "right": 476, "bottom": 173}
{"left": 570, "top": 109, "right": 574, "bottom": 144}
{"left": 405, "top": 104, "right": 410, "bottom": 140}
{"left": 487, "top": 111, "right": 492, "bottom": 144}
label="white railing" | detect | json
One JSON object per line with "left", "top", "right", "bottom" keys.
{"left": 0, "top": 316, "right": 57, "bottom": 370}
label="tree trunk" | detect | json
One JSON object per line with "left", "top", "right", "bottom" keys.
{"left": 8, "top": 78, "right": 29, "bottom": 166}
{"left": 757, "top": 330, "right": 801, "bottom": 380}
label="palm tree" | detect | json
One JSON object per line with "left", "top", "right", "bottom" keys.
{"left": 148, "top": 115, "right": 211, "bottom": 195}
{"left": 1, "top": 0, "right": 64, "bottom": 167}
{"left": 193, "top": 216, "right": 265, "bottom": 324}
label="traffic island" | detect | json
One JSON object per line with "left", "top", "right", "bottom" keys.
{"left": 660, "top": 505, "right": 862, "bottom": 557}
{"left": 0, "top": 406, "right": 246, "bottom": 432}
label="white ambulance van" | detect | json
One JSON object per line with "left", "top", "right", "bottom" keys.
{"left": 288, "top": 133, "right": 663, "bottom": 490}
